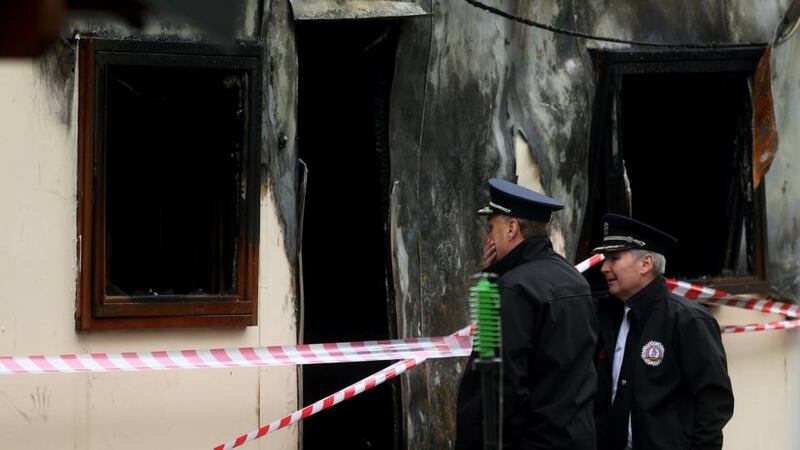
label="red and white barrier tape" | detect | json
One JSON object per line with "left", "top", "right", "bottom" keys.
{"left": 213, "top": 257, "right": 610, "bottom": 449}
{"left": 0, "top": 334, "right": 471, "bottom": 375}
{"left": 213, "top": 325, "right": 474, "bottom": 450}
{"left": 666, "top": 279, "right": 800, "bottom": 318}
{"left": 0, "top": 253, "right": 791, "bottom": 448}
{"left": 665, "top": 278, "right": 800, "bottom": 333}
{"left": 718, "top": 319, "right": 800, "bottom": 334}
{"left": 214, "top": 357, "right": 424, "bottom": 450}
{"left": 214, "top": 255, "right": 800, "bottom": 449}
{"left": 574, "top": 253, "right": 605, "bottom": 273}
{"left": 581, "top": 253, "right": 800, "bottom": 334}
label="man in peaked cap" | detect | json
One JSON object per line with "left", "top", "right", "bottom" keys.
{"left": 455, "top": 178, "right": 598, "bottom": 450}
{"left": 593, "top": 214, "right": 734, "bottom": 450}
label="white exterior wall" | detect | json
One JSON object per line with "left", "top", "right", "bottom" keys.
{"left": 714, "top": 307, "right": 794, "bottom": 450}
{"left": 0, "top": 57, "right": 298, "bottom": 449}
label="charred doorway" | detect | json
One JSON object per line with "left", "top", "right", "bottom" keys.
{"left": 297, "top": 21, "right": 400, "bottom": 450}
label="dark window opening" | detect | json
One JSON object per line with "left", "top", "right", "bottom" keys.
{"left": 622, "top": 73, "right": 755, "bottom": 279}
{"left": 105, "top": 65, "right": 244, "bottom": 297}
{"left": 297, "top": 21, "right": 400, "bottom": 450}
{"left": 579, "top": 49, "right": 768, "bottom": 294}
{"left": 77, "top": 39, "right": 262, "bottom": 330}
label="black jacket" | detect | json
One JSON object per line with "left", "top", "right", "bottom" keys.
{"left": 456, "top": 237, "right": 598, "bottom": 449}
{"left": 595, "top": 277, "right": 734, "bottom": 450}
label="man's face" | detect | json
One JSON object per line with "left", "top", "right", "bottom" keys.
{"left": 600, "top": 250, "right": 651, "bottom": 301}
{"left": 485, "top": 215, "right": 515, "bottom": 262}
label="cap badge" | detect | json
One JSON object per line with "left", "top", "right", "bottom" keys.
{"left": 641, "top": 341, "right": 665, "bottom": 366}
{"left": 488, "top": 201, "right": 511, "bottom": 214}
{"left": 603, "top": 222, "right": 609, "bottom": 237}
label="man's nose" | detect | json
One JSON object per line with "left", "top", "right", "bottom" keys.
{"left": 600, "top": 259, "right": 610, "bottom": 273}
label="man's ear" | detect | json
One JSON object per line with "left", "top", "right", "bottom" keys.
{"left": 639, "top": 253, "right": 655, "bottom": 275}
{"left": 507, "top": 218, "right": 520, "bottom": 239}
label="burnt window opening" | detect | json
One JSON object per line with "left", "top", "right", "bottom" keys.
{"left": 106, "top": 66, "right": 244, "bottom": 297}
{"left": 77, "top": 39, "right": 262, "bottom": 330}
{"left": 296, "top": 21, "right": 400, "bottom": 450}
{"left": 579, "top": 48, "right": 768, "bottom": 294}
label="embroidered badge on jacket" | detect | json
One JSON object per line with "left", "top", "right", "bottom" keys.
{"left": 641, "top": 341, "right": 665, "bottom": 366}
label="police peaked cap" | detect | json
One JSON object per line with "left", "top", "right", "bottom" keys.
{"left": 476, "top": 178, "right": 564, "bottom": 222}
{"left": 592, "top": 213, "right": 677, "bottom": 255}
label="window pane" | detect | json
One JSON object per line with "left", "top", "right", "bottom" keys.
{"left": 104, "top": 65, "right": 245, "bottom": 296}
{"left": 620, "top": 73, "right": 753, "bottom": 279}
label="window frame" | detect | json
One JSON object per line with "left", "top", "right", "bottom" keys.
{"left": 76, "top": 38, "right": 263, "bottom": 330}
{"left": 579, "top": 47, "right": 769, "bottom": 295}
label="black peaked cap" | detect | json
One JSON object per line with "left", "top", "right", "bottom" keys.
{"left": 592, "top": 213, "right": 677, "bottom": 254}
{"left": 476, "top": 178, "right": 564, "bottom": 222}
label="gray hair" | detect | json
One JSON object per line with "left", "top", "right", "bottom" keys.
{"left": 515, "top": 218, "right": 550, "bottom": 239}
{"left": 631, "top": 249, "right": 667, "bottom": 275}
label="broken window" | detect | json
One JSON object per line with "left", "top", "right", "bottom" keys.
{"left": 76, "top": 38, "right": 262, "bottom": 329}
{"left": 579, "top": 48, "right": 768, "bottom": 294}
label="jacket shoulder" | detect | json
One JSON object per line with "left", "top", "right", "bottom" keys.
{"left": 664, "top": 291, "right": 716, "bottom": 321}
{"left": 501, "top": 255, "right": 590, "bottom": 300}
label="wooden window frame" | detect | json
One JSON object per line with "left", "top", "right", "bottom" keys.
{"left": 76, "top": 38, "right": 262, "bottom": 330}
{"left": 579, "top": 47, "right": 769, "bottom": 295}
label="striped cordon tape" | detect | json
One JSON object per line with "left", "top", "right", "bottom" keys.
{"left": 214, "top": 254, "right": 800, "bottom": 449}
{"left": 4, "top": 253, "right": 788, "bottom": 378}
{"left": 214, "top": 325, "right": 474, "bottom": 450}
{"left": 574, "top": 253, "right": 605, "bottom": 273}
{"left": 214, "top": 357, "right": 425, "bottom": 450}
{"left": 588, "top": 254, "right": 800, "bottom": 333}
{"left": 0, "top": 255, "right": 794, "bottom": 449}
{"left": 666, "top": 278, "right": 800, "bottom": 333}
{"left": 0, "top": 334, "right": 471, "bottom": 375}
{"left": 585, "top": 254, "right": 799, "bottom": 333}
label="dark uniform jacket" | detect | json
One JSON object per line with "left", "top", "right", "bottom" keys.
{"left": 456, "top": 237, "right": 598, "bottom": 449}
{"left": 595, "top": 277, "right": 734, "bottom": 450}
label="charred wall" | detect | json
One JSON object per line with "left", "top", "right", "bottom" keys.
{"left": 768, "top": 21, "right": 800, "bottom": 304}
{"left": 768, "top": 25, "right": 800, "bottom": 449}
{"left": 389, "top": 0, "right": 791, "bottom": 448}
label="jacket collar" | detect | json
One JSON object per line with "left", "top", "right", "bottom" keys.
{"left": 486, "top": 236, "right": 553, "bottom": 276}
{"left": 623, "top": 275, "right": 667, "bottom": 322}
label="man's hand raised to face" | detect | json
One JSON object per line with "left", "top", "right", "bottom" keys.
{"left": 482, "top": 237, "right": 497, "bottom": 270}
